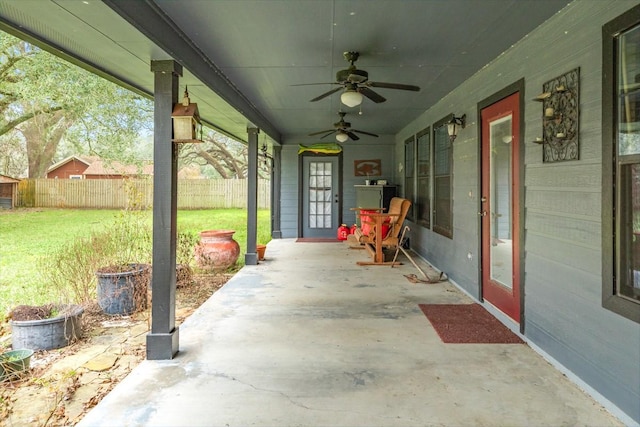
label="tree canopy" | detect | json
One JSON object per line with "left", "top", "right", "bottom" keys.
{"left": 0, "top": 31, "right": 265, "bottom": 179}
{"left": 0, "top": 32, "right": 156, "bottom": 178}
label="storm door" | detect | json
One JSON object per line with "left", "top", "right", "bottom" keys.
{"left": 302, "top": 156, "right": 340, "bottom": 238}
{"left": 480, "top": 92, "right": 521, "bottom": 322}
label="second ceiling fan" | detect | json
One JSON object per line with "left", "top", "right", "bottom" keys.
{"left": 309, "top": 112, "right": 378, "bottom": 142}
{"left": 297, "top": 51, "right": 420, "bottom": 107}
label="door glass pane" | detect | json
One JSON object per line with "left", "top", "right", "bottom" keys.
{"left": 490, "top": 115, "right": 513, "bottom": 288}
{"left": 308, "top": 161, "right": 333, "bottom": 229}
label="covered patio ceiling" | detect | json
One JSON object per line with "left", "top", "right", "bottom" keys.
{"left": 0, "top": 0, "right": 569, "bottom": 145}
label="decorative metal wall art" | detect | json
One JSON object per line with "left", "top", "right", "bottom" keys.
{"left": 354, "top": 159, "right": 381, "bottom": 176}
{"left": 533, "top": 67, "right": 580, "bottom": 162}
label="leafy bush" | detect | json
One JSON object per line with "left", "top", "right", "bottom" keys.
{"left": 95, "top": 209, "right": 152, "bottom": 272}
{"left": 41, "top": 207, "right": 152, "bottom": 304}
{"left": 177, "top": 230, "right": 199, "bottom": 267}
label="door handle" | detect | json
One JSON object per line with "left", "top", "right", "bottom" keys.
{"left": 478, "top": 210, "right": 487, "bottom": 216}
{"left": 481, "top": 197, "right": 487, "bottom": 203}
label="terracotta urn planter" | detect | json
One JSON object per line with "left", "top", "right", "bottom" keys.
{"left": 195, "top": 229, "right": 240, "bottom": 270}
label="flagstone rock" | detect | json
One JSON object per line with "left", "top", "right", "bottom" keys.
{"left": 84, "top": 353, "right": 118, "bottom": 372}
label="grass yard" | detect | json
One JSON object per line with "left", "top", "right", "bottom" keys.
{"left": 0, "top": 208, "right": 271, "bottom": 317}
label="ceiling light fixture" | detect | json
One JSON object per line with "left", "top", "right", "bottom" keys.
{"left": 336, "top": 131, "right": 349, "bottom": 143}
{"left": 447, "top": 114, "right": 466, "bottom": 143}
{"left": 340, "top": 88, "right": 363, "bottom": 107}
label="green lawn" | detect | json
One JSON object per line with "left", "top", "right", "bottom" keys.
{"left": 0, "top": 208, "right": 271, "bottom": 316}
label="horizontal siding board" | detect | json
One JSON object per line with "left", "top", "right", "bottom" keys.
{"left": 279, "top": 145, "right": 299, "bottom": 237}
{"left": 526, "top": 322, "right": 640, "bottom": 423}
{"left": 526, "top": 162, "right": 600, "bottom": 188}
{"left": 525, "top": 233, "right": 600, "bottom": 276}
{"left": 525, "top": 271, "right": 640, "bottom": 411}
{"left": 526, "top": 251, "right": 602, "bottom": 302}
{"left": 526, "top": 211, "right": 600, "bottom": 249}
{"left": 526, "top": 190, "right": 601, "bottom": 218}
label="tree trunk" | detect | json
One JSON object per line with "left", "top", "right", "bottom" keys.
{"left": 21, "top": 110, "right": 73, "bottom": 178}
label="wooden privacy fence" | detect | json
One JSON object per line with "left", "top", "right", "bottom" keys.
{"left": 17, "top": 179, "right": 271, "bottom": 209}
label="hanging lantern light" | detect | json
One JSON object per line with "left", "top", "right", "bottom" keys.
{"left": 171, "top": 86, "right": 203, "bottom": 143}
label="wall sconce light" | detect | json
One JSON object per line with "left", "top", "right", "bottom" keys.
{"left": 335, "top": 130, "right": 349, "bottom": 143}
{"left": 447, "top": 114, "right": 466, "bottom": 143}
{"left": 340, "top": 87, "right": 363, "bottom": 108}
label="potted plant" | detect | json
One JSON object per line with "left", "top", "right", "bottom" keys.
{"left": 176, "top": 230, "right": 199, "bottom": 287}
{"left": 194, "top": 229, "right": 240, "bottom": 270}
{"left": 0, "top": 348, "right": 34, "bottom": 382}
{"left": 256, "top": 243, "right": 267, "bottom": 261}
{"left": 8, "top": 304, "right": 83, "bottom": 351}
{"left": 11, "top": 246, "right": 92, "bottom": 351}
{"left": 94, "top": 205, "right": 152, "bottom": 316}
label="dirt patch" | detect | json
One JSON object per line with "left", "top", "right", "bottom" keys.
{"left": 0, "top": 272, "right": 231, "bottom": 426}
{"left": 7, "top": 304, "right": 56, "bottom": 321}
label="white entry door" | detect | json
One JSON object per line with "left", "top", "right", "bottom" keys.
{"left": 302, "top": 156, "right": 340, "bottom": 238}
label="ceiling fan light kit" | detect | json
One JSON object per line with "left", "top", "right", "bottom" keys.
{"left": 308, "top": 111, "right": 379, "bottom": 142}
{"left": 336, "top": 131, "right": 349, "bottom": 142}
{"left": 299, "top": 51, "right": 420, "bottom": 105}
{"left": 341, "top": 89, "right": 363, "bottom": 107}
{"left": 301, "top": 51, "right": 421, "bottom": 141}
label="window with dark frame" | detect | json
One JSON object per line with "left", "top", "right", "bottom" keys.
{"left": 433, "top": 117, "right": 453, "bottom": 238}
{"left": 416, "top": 127, "right": 431, "bottom": 228}
{"left": 404, "top": 136, "right": 416, "bottom": 221}
{"left": 602, "top": 4, "right": 640, "bottom": 324}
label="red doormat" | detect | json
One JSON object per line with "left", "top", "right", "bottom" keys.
{"left": 296, "top": 238, "right": 342, "bottom": 242}
{"left": 418, "top": 304, "right": 524, "bottom": 344}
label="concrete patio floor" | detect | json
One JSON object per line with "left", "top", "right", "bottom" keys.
{"left": 78, "top": 239, "right": 624, "bottom": 426}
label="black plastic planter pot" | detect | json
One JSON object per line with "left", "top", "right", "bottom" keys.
{"left": 96, "top": 264, "right": 150, "bottom": 315}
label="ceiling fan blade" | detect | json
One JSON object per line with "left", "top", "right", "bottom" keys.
{"left": 308, "top": 129, "right": 336, "bottom": 136}
{"left": 368, "top": 81, "right": 421, "bottom": 91}
{"left": 310, "top": 87, "right": 343, "bottom": 102}
{"left": 360, "top": 87, "right": 386, "bottom": 103}
{"left": 346, "top": 131, "right": 360, "bottom": 141}
{"left": 319, "top": 130, "right": 337, "bottom": 139}
{"left": 352, "top": 129, "right": 379, "bottom": 138}
{"left": 291, "top": 82, "right": 340, "bottom": 86}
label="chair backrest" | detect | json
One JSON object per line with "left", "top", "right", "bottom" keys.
{"left": 357, "top": 197, "right": 411, "bottom": 244}
{"left": 386, "top": 197, "right": 405, "bottom": 223}
{"left": 383, "top": 198, "right": 411, "bottom": 242}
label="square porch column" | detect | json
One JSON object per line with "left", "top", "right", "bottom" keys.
{"left": 245, "top": 127, "right": 259, "bottom": 265}
{"left": 147, "top": 60, "right": 182, "bottom": 360}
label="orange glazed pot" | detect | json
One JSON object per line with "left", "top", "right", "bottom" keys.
{"left": 195, "top": 230, "right": 240, "bottom": 270}
{"left": 256, "top": 244, "right": 267, "bottom": 261}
